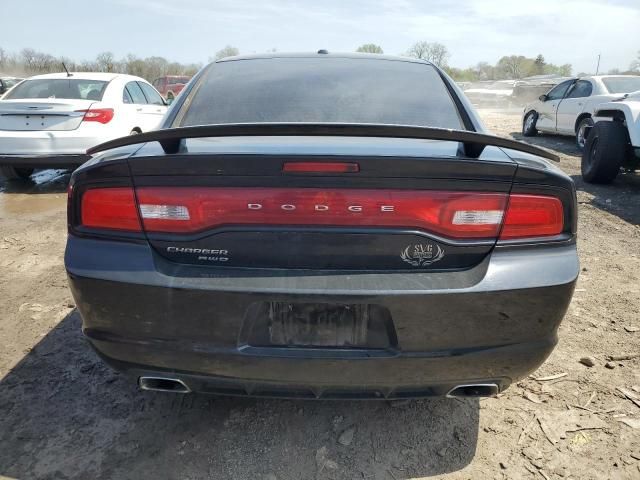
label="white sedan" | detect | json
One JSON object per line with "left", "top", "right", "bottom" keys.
{"left": 521, "top": 75, "right": 640, "bottom": 149}
{"left": 0, "top": 72, "right": 167, "bottom": 180}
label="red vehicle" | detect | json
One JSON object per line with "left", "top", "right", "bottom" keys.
{"left": 152, "top": 75, "right": 191, "bottom": 102}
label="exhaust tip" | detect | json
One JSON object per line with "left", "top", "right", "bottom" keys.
{"left": 139, "top": 376, "right": 191, "bottom": 393}
{"left": 446, "top": 383, "right": 499, "bottom": 398}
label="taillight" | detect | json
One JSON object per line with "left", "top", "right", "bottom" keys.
{"left": 81, "top": 187, "right": 141, "bottom": 231}
{"left": 135, "top": 187, "right": 510, "bottom": 239}
{"left": 77, "top": 187, "right": 563, "bottom": 241}
{"left": 76, "top": 108, "right": 114, "bottom": 124}
{"left": 500, "top": 194, "right": 563, "bottom": 239}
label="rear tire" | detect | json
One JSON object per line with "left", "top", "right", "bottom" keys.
{"left": 522, "top": 111, "right": 538, "bottom": 137}
{"left": 581, "top": 121, "right": 628, "bottom": 184}
{"left": 575, "top": 117, "right": 594, "bottom": 151}
{"left": 0, "top": 166, "right": 34, "bottom": 180}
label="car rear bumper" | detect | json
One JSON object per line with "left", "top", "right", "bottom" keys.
{"left": 0, "top": 129, "right": 114, "bottom": 158}
{"left": 0, "top": 154, "right": 90, "bottom": 168}
{"left": 87, "top": 336, "right": 556, "bottom": 399}
{"left": 66, "top": 237, "right": 578, "bottom": 398}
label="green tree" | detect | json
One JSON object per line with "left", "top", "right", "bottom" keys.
{"left": 144, "top": 56, "right": 170, "bottom": 81}
{"left": 531, "top": 54, "right": 546, "bottom": 75}
{"left": 20, "top": 48, "right": 37, "bottom": 71}
{"left": 406, "top": 41, "right": 449, "bottom": 67}
{"left": 182, "top": 63, "right": 203, "bottom": 76}
{"left": 1, "top": 46, "right": 201, "bottom": 81}
{"left": 629, "top": 51, "right": 640, "bottom": 72}
{"left": 556, "top": 63, "right": 572, "bottom": 76}
{"left": 496, "top": 55, "right": 532, "bottom": 79}
{"left": 58, "top": 56, "right": 78, "bottom": 72}
{"left": 123, "top": 54, "right": 146, "bottom": 77}
{"left": 95, "top": 52, "right": 115, "bottom": 72}
{"left": 214, "top": 45, "right": 239, "bottom": 61}
{"left": 474, "top": 61, "right": 495, "bottom": 80}
{"left": 444, "top": 66, "right": 478, "bottom": 82}
{"left": 356, "top": 44, "right": 384, "bottom": 54}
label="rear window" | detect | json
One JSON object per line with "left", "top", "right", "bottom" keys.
{"left": 179, "top": 57, "right": 462, "bottom": 129}
{"left": 602, "top": 76, "right": 640, "bottom": 94}
{"left": 5, "top": 79, "right": 109, "bottom": 100}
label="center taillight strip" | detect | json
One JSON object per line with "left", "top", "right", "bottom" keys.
{"left": 79, "top": 186, "right": 564, "bottom": 241}
{"left": 134, "top": 187, "right": 510, "bottom": 239}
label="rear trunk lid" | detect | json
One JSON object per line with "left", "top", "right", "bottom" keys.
{"left": 0, "top": 99, "right": 94, "bottom": 131}
{"left": 127, "top": 137, "right": 518, "bottom": 271}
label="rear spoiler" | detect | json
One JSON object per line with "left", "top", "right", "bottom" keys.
{"left": 87, "top": 123, "right": 559, "bottom": 162}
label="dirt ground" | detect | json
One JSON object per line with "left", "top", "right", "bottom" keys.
{"left": 0, "top": 110, "right": 639, "bottom": 480}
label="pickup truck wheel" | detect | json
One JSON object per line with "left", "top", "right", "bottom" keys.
{"left": 0, "top": 166, "right": 34, "bottom": 180}
{"left": 575, "top": 117, "right": 594, "bottom": 151}
{"left": 581, "top": 121, "right": 628, "bottom": 184}
{"left": 522, "top": 111, "right": 538, "bottom": 137}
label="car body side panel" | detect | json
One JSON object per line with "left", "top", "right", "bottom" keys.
{"left": 556, "top": 98, "right": 587, "bottom": 134}
{"left": 535, "top": 98, "right": 560, "bottom": 132}
{"left": 556, "top": 93, "right": 620, "bottom": 134}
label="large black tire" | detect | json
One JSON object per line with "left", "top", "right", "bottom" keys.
{"left": 0, "top": 166, "right": 34, "bottom": 180}
{"left": 581, "top": 121, "right": 628, "bottom": 184}
{"left": 575, "top": 116, "right": 594, "bottom": 151}
{"left": 522, "top": 111, "right": 538, "bottom": 137}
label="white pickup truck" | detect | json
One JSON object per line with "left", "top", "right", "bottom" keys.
{"left": 581, "top": 91, "right": 640, "bottom": 184}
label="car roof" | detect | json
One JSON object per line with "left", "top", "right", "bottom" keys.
{"left": 215, "top": 51, "right": 434, "bottom": 66}
{"left": 579, "top": 74, "right": 639, "bottom": 81}
{"left": 21, "top": 72, "right": 143, "bottom": 82}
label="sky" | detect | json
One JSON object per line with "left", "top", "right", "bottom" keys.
{"left": 2, "top": 0, "right": 639, "bottom": 74}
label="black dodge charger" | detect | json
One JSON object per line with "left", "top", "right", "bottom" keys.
{"left": 65, "top": 52, "right": 578, "bottom": 399}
